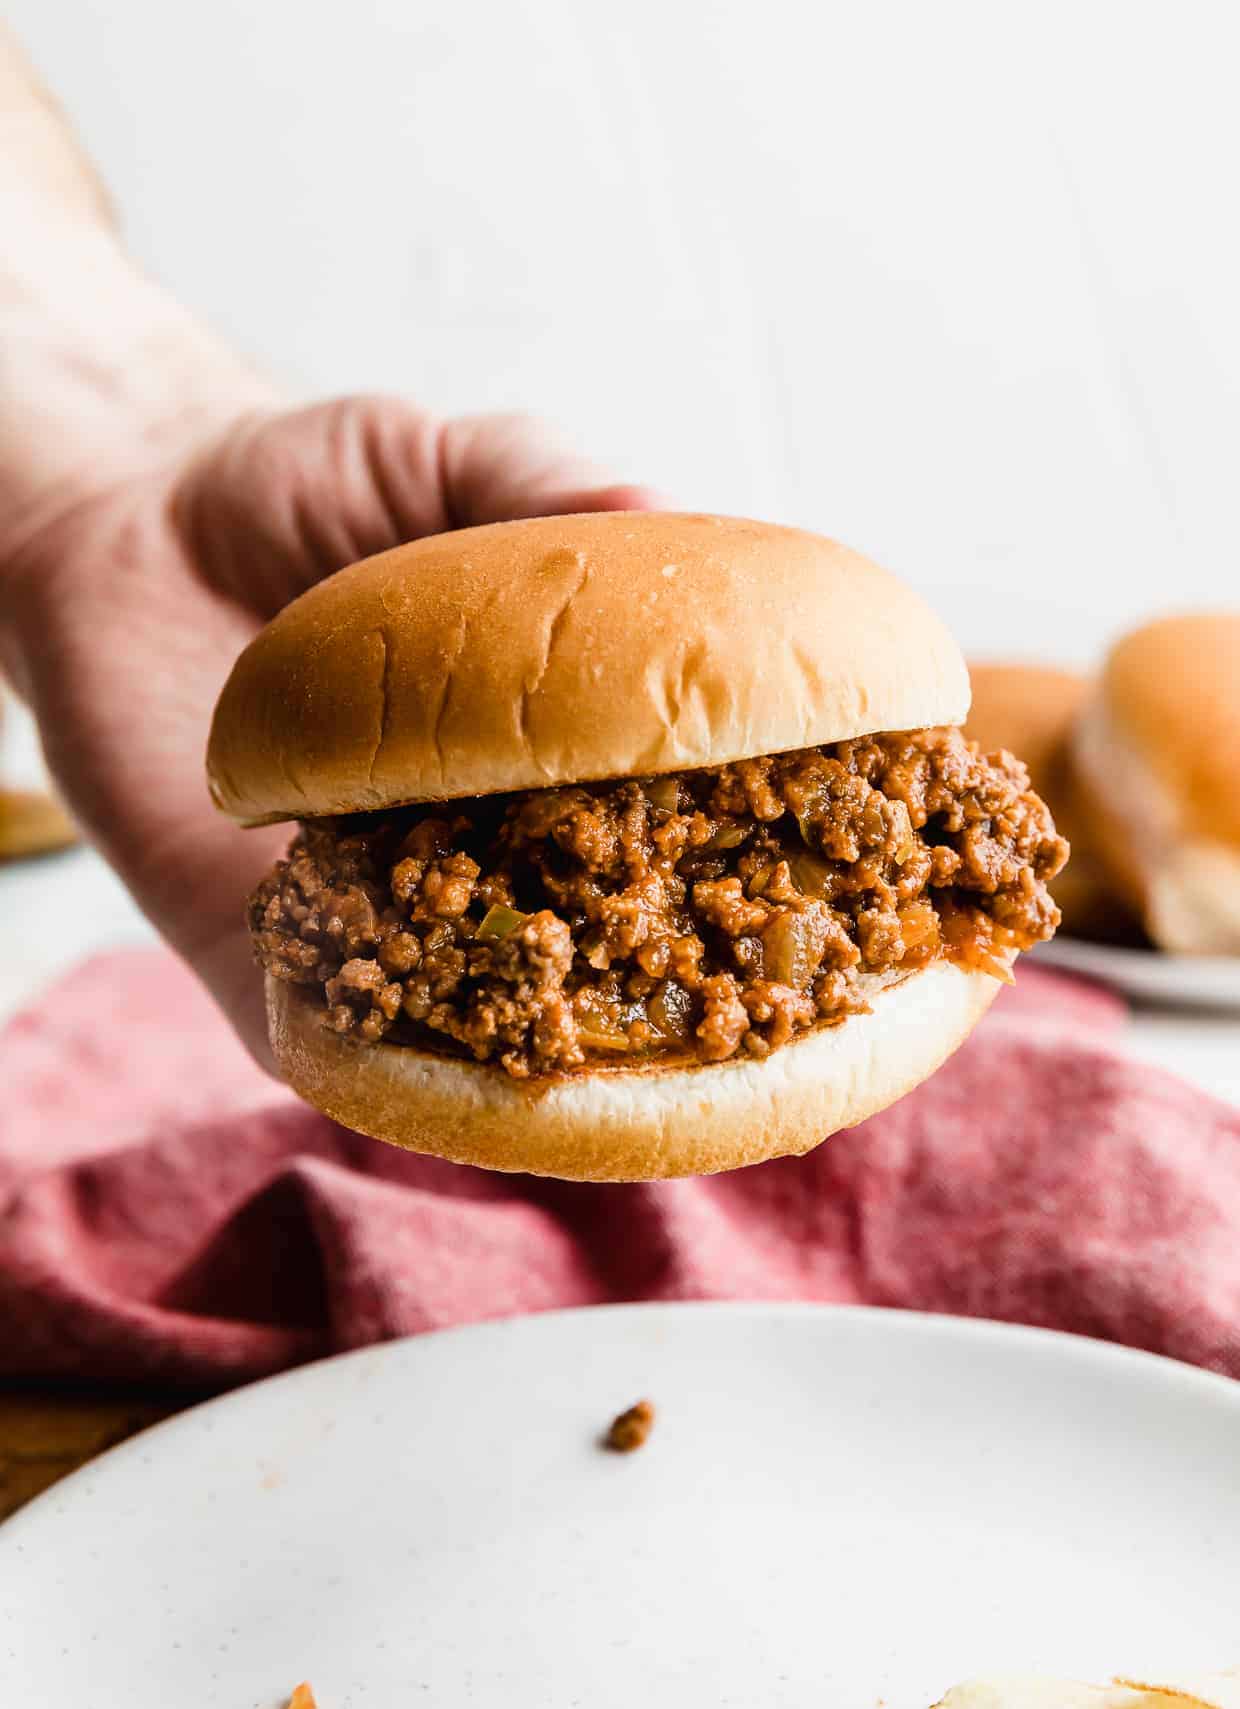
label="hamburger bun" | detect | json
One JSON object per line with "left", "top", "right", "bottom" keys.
{"left": 208, "top": 512, "right": 969, "bottom": 825}
{"left": 0, "top": 787, "right": 78, "bottom": 862}
{"left": 965, "top": 663, "right": 1140, "bottom": 943}
{"left": 0, "top": 687, "right": 79, "bottom": 861}
{"left": 1072, "top": 613, "right": 1240, "bottom": 955}
{"left": 267, "top": 958, "right": 1001, "bottom": 1182}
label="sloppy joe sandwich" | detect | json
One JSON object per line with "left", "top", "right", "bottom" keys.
{"left": 208, "top": 513, "right": 1066, "bottom": 1180}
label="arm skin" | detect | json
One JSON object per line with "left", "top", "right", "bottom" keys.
{"left": 0, "top": 23, "right": 656, "bottom": 1064}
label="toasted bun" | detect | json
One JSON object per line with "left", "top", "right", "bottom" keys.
{"left": 208, "top": 513, "right": 969, "bottom": 825}
{"left": 1073, "top": 614, "right": 1240, "bottom": 954}
{"left": 266, "top": 959, "right": 999, "bottom": 1182}
{"left": 965, "top": 663, "right": 1140, "bottom": 944}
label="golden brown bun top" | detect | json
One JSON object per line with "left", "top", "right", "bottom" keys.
{"left": 1099, "top": 612, "right": 1240, "bottom": 850}
{"left": 207, "top": 512, "right": 968, "bottom": 824}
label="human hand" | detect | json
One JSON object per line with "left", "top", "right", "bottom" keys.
{"left": 0, "top": 397, "right": 656, "bottom": 1066}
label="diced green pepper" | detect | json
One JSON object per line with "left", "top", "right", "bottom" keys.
{"left": 476, "top": 904, "right": 530, "bottom": 941}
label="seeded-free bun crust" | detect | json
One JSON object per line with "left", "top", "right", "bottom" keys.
{"left": 266, "top": 960, "right": 1000, "bottom": 1182}
{"left": 208, "top": 513, "right": 969, "bottom": 825}
{"left": 1071, "top": 613, "right": 1240, "bottom": 954}
{"left": 1090, "top": 614, "right": 1240, "bottom": 853}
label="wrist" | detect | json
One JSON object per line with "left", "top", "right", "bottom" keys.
{"left": 0, "top": 204, "right": 276, "bottom": 552}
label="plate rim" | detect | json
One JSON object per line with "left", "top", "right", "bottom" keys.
{"left": 1040, "top": 937, "right": 1240, "bottom": 976}
{"left": 1036, "top": 935, "right": 1240, "bottom": 1009}
{"left": 4, "top": 1299, "right": 1239, "bottom": 1547}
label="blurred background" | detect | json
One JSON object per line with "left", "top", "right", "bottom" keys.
{"left": 8, "top": 1, "right": 1238, "bottom": 655}
{"left": 3, "top": 2, "right": 1239, "bottom": 1064}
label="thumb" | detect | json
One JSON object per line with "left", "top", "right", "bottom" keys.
{"left": 178, "top": 396, "right": 665, "bottom": 618}
{"left": 437, "top": 410, "right": 662, "bottom": 527}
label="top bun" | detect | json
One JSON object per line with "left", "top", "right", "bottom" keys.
{"left": 208, "top": 512, "right": 968, "bottom": 825}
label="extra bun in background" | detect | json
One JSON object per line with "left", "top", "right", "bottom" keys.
{"left": 964, "top": 663, "right": 1087, "bottom": 784}
{"left": 0, "top": 688, "right": 79, "bottom": 863}
{"left": 0, "top": 789, "right": 78, "bottom": 862}
{"left": 1073, "top": 613, "right": 1240, "bottom": 956}
{"left": 208, "top": 512, "right": 969, "bottom": 825}
{"left": 965, "top": 663, "right": 1141, "bottom": 945}
{"left": 266, "top": 960, "right": 1000, "bottom": 1182}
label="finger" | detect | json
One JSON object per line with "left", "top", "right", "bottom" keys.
{"left": 437, "top": 411, "right": 666, "bottom": 527}
{"left": 173, "top": 399, "right": 445, "bottom": 616}
{"left": 177, "top": 398, "right": 666, "bottom": 617}
{"left": 194, "top": 921, "right": 279, "bottom": 1076}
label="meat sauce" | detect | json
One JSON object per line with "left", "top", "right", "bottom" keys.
{"left": 249, "top": 728, "right": 1067, "bottom": 1078}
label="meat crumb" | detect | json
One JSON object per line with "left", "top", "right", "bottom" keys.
{"left": 605, "top": 1398, "right": 656, "bottom": 1453}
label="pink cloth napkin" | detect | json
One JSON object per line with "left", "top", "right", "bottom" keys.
{"left": 2, "top": 948, "right": 1239, "bottom": 1391}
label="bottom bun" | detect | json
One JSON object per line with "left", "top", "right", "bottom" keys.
{"left": 267, "top": 960, "right": 1001, "bottom": 1181}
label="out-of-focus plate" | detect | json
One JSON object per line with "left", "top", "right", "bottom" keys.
{"left": 2, "top": 1304, "right": 1239, "bottom": 1708}
{"left": 1038, "top": 936, "right": 1240, "bottom": 1009}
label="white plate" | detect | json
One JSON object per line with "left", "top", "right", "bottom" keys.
{"left": 1038, "top": 935, "right": 1240, "bottom": 1009}
{"left": 3, "top": 1304, "right": 1239, "bottom": 1708}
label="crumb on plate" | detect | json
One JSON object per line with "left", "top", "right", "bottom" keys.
{"left": 605, "top": 1398, "right": 655, "bottom": 1452}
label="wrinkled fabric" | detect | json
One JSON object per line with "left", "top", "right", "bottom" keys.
{"left": 2, "top": 948, "right": 1237, "bottom": 1392}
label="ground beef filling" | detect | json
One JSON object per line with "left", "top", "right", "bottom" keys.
{"left": 248, "top": 728, "right": 1068, "bottom": 1079}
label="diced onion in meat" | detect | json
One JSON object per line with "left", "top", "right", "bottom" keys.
{"left": 786, "top": 848, "right": 834, "bottom": 897}
{"left": 890, "top": 800, "right": 916, "bottom": 865}
{"left": 760, "top": 908, "right": 832, "bottom": 987}
{"left": 646, "top": 979, "right": 693, "bottom": 1042}
{"left": 748, "top": 864, "right": 775, "bottom": 898}
{"left": 644, "top": 777, "right": 680, "bottom": 814}
{"left": 897, "top": 899, "right": 940, "bottom": 950}
{"left": 791, "top": 782, "right": 830, "bottom": 846}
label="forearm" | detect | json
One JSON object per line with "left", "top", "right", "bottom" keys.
{"left": 0, "top": 24, "right": 273, "bottom": 547}
{"left": 0, "top": 22, "right": 114, "bottom": 227}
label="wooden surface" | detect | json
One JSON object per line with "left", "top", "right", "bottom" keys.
{"left": 0, "top": 1390, "right": 182, "bottom": 1523}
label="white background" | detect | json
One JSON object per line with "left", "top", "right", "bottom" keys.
{"left": 8, "top": 0, "right": 1238, "bottom": 663}
{"left": 3, "top": 2, "right": 1239, "bottom": 1096}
